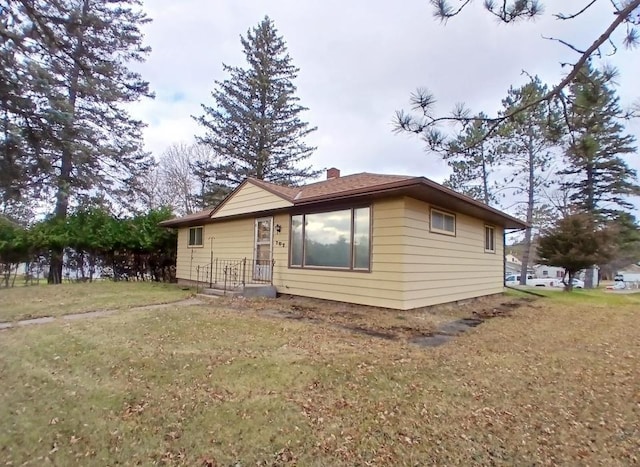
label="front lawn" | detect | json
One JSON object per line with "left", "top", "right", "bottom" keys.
{"left": 0, "top": 281, "right": 192, "bottom": 322}
{"left": 0, "top": 286, "right": 638, "bottom": 465}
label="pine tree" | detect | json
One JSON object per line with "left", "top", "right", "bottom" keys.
{"left": 441, "top": 113, "right": 497, "bottom": 205}
{"left": 558, "top": 64, "right": 638, "bottom": 288}
{"left": 560, "top": 65, "right": 638, "bottom": 218}
{"left": 1, "top": 0, "right": 153, "bottom": 283}
{"left": 0, "top": 4, "right": 39, "bottom": 217}
{"left": 537, "top": 213, "right": 613, "bottom": 291}
{"left": 498, "top": 77, "right": 562, "bottom": 285}
{"left": 194, "top": 16, "right": 318, "bottom": 186}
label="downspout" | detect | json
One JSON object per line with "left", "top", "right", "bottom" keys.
{"left": 503, "top": 229, "right": 506, "bottom": 287}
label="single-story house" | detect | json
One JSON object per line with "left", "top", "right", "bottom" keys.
{"left": 505, "top": 253, "right": 522, "bottom": 275}
{"left": 534, "top": 264, "right": 565, "bottom": 279}
{"left": 616, "top": 263, "right": 640, "bottom": 281}
{"left": 160, "top": 169, "right": 526, "bottom": 310}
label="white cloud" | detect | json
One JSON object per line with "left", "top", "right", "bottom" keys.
{"left": 131, "top": 0, "right": 640, "bottom": 214}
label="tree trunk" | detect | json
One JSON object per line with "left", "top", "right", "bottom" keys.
{"left": 480, "top": 144, "right": 490, "bottom": 205}
{"left": 519, "top": 135, "right": 536, "bottom": 286}
{"left": 48, "top": 0, "right": 90, "bottom": 284}
{"left": 565, "top": 271, "right": 575, "bottom": 292}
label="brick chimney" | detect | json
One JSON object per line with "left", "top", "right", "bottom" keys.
{"left": 326, "top": 167, "right": 340, "bottom": 179}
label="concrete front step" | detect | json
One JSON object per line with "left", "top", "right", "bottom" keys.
{"left": 200, "top": 285, "right": 277, "bottom": 298}
{"left": 201, "top": 287, "right": 242, "bottom": 297}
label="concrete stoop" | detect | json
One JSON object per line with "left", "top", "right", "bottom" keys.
{"left": 200, "top": 284, "right": 276, "bottom": 299}
{"left": 242, "top": 284, "right": 277, "bottom": 298}
{"left": 201, "top": 287, "right": 242, "bottom": 297}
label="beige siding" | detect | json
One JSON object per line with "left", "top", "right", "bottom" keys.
{"left": 212, "top": 182, "right": 292, "bottom": 219}
{"left": 401, "top": 197, "right": 504, "bottom": 309}
{"left": 271, "top": 198, "right": 406, "bottom": 309}
{"left": 175, "top": 220, "right": 254, "bottom": 282}
{"left": 174, "top": 195, "right": 505, "bottom": 310}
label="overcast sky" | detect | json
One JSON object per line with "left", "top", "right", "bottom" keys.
{"left": 130, "top": 0, "right": 640, "bottom": 215}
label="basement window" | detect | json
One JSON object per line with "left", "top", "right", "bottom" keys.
{"left": 430, "top": 208, "right": 456, "bottom": 235}
{"left": 188, "top": 226, "right": 203, "bottom": 247}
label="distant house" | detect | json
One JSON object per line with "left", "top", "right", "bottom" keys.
{"left": 161, "top": 169, "right": 526, "bottom": 310}
{"left": 534, "top": 264, "right": 565, "bottom": 279}
{"left": 505, "top": 253, "right": 522, "bottom": 275}
{"left": 617, "top": 263, "right": 640, "bottom": 281}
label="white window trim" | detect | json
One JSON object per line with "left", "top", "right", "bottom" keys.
{"left": 188, "top": 226, "right": 204, "bottom": 248}
{"left": 484, "top": 225, "right": 496, "bottom": 253}
{"left": 253, "top": 217, "right": 273, "bottom": 262}
{"left": 430, "top": 208, "right": 456, "bottom": 236}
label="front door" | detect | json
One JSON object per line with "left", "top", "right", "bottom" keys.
{"left": 254, "top": 217, "right": 273, "bottom": 281}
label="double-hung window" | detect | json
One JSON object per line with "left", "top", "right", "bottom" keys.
{"left": 188, "top": 226, "right": 203, "bottom": 247}
{"left": 290, "top": 207, "right": 371, "bottom": 271}
{"left": 484, "top": 225, "right": 495, "bottom": 252}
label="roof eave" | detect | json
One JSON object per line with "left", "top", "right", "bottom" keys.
{"left": 292, "top": 178, "right": 527, "bottom": 229}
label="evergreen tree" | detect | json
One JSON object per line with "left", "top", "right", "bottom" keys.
{"left": 191, "top": 159, "right": 232, "bottom": 208}
{"left": 0, "top": 0, "right": 153, "bottom": 283}
{"left": 498, "top": 77, "right": 562, "bottom": 285}
{"left": 559, "top": 65, "right": 637, "bottom": 218}
{"left": 194, "top": 16, "right": 318, "bottom": 186}
{"left": 441, "top": 113, "right": 498, "bottom": 205}
{"left": 537, "top": 213, "right": 613, "bottom": 291}
{"left": 598, "top": 212, "right": 640, "bottom": 279}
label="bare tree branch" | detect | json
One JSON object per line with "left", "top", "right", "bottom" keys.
{"left": 554, "top": 0, "right": 600, "bottom": 20}
{"left": 541, "top": 35, "right": 586, "bottom": 54}
{"left": 396, "top": 0, "right": 640, "bottom": 148}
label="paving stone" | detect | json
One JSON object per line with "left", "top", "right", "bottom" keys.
{"left": 63, "top": 310, "right": 116, "bottom": 320}
{"left": 411, "top": 334, "right": 453, "bottom": 347}
{"left": 129, "top": 297, "right": 204, "bottom": 312}
{"left": 17, "top": 316, "right": 55, "bottom": 326}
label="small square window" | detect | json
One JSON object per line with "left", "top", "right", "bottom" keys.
{"left": 484, "top": 225, "right": 495, "bottom": 252}
{"left": 430, "top": 209, "right": 455, "bottom": 235}
{"left": 188, "top": 226, "right": 203, "bottom": 247}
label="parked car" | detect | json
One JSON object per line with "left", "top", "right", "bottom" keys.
{"left": 570, "top": 278, "right": 584, "bottom": 289}
{"left": 553, "top": 278, "right": 584, "bottom": 289}
{"left": 505, "top": 274, "right": 557, "bottom": 287}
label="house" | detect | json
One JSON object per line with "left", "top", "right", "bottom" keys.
{"left": 534, "top": 264, "right": 565, "bottom": 279}
{"left": 505, "top": 253, "right": 522, "bottom": 275}
{"left": 616, "top": 263, "right": 640, "bottom": 282}
{"left": 160, "top": 169, "right": 526, "bottom": 310}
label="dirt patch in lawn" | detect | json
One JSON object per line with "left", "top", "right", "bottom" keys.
{"left": 219, "top": 293, "right": 534, "bottom": 343}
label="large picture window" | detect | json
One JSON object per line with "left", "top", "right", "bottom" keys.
{"left": 290, "top": 207, "right": 371, "bottom": 271}
{"left": 188, "top": 226, "right": 203, "bottom": 247}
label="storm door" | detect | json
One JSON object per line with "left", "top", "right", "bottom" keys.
{"left": 253, "top": 217, "right": 273, "bottom": 281}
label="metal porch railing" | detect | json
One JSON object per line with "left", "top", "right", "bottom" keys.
{"left": 194, "top": 258, "right": 275, "bottom": 292}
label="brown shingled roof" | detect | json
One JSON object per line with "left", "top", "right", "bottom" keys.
{"left": 248, "top": 173, "right": 414, "bottom": 202}
{"left": 160, "top": 172, "right": 527, "bottom": 229}
{"left": 158, "top": 206, "right": 215, "bottom": 226}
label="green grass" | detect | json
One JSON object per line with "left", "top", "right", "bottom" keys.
{"left": 0, "top": 281, "right": 192, "bottom": 322}
{"left": 506, "top": 284, "right": 640, "bottom": 306}
{"left": 0, "top": 286, "right": 639, "bottom": 464}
